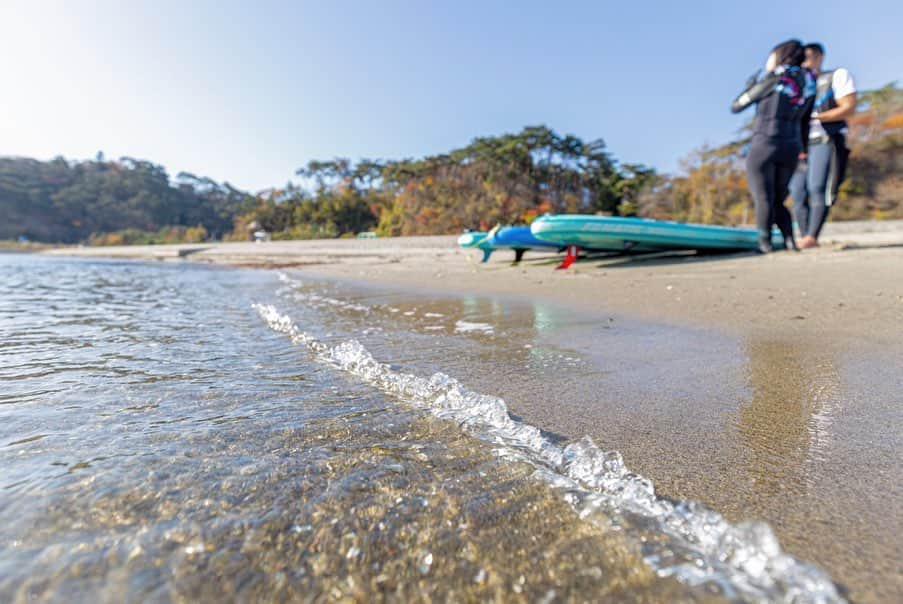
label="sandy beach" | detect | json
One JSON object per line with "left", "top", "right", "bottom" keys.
{"left": 46, "top": 220, "right": 903, "bottom": 344}
{"left": 43, "top": 220, "right": 903, "bottom": 602}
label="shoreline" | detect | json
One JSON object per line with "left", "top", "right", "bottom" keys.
{"left": 44, "top": 219, "right": 903, "bottom": 346}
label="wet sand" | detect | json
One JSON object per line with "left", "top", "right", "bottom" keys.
{"left": 44, "top": 221, "right": 903, "bottom": 601}
{"left": 285, "top": 267, "right": 902, "bottom": 603}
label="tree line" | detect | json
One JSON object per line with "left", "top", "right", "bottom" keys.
{"left": 0, "top": 154, "right": 254, "bottom": 243}
{"left": 241, "top": 125, "right": 655, "bottom": 241}
{"left": 230, "top": 80, "right": 902, "bottom": 242}
{"left": 2, "top": 84, "right": 899, "bottom": 245}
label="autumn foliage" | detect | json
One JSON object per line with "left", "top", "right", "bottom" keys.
{"left": 236, "top": 126, "right": 653, "bottom": 239}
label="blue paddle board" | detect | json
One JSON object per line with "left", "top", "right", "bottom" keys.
{"left": 457, "top": 231, "right": 497, "bottom": 262}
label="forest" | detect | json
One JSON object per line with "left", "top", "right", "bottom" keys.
{"left": 0, "top": 155, "right": 254, "bottom": 244}
{"left": 2, "top": 84, "right": 899, "bottom": 245}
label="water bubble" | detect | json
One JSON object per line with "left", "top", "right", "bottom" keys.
{"left": 419, "top": 552, "right": 433, "bottom": 575}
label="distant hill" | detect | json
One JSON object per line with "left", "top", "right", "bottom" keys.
{"left": 0, "top": 156, "right": 253, "bottom": 243}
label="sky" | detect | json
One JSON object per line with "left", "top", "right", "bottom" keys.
{"left": 1, "top": 0, "right": 900, "bottom": 192}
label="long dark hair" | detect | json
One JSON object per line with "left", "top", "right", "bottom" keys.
{"left": 771, "top": 39, "right": 805, "bottom": 67}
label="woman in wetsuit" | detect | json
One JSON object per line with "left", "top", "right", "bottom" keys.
{"left": 732, "top": 40, "right": 816, "bottom": 253}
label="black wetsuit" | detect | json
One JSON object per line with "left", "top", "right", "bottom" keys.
{"left": 732, "top": 67, "right": 815, "bottom": 251}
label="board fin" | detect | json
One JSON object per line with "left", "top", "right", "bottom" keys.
{"left": 556, "top": 245, "right": 579, "bottom": 270}
{"left": 481, "top": 249, "right": 492, "bottom": 263}
{"left": 513, "top": 248, "right": 526, "bottom": 264}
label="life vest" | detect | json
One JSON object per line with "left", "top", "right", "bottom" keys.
{"left": 814, "top": 70, "right": 847, "bottom": 137}
{"left": 751, "top": 66, "right": 816, "bottom": 142}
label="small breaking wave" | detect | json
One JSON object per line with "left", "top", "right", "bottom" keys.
{"left": 454, "top": 320, "right": 494, "bottom": 334}
{"left": 254, "top": 303, "right": 843, "bottom": 603}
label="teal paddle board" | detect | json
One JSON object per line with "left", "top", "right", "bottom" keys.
{"left": 531, "top": 215, "right": 782, "bottom": 268}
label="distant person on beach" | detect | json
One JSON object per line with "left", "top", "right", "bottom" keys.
{"left": 789, "top": 43, "right": 857, "bottom": 248}
{"left": 732, "top": 40, "right": 816, "bottom": 253}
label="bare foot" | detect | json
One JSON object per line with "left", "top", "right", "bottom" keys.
{"left": 799, "top": 235, "right": 820, "bottom": 249}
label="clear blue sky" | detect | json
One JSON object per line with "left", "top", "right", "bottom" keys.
{"left": 1, "top": 0, "right": 899, "bottom": 191}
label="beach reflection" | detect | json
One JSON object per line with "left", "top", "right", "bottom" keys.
{"left": 739, "top": 339, "right": 841, "bottom": 498}
{"left": 531, "top": 301, "right": 565, "bottom": 334}
{"left": 278, "top": 274, "right": 903, "bottom": 601}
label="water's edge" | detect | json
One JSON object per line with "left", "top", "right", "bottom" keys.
{"left": 254, "top": 297, "right": 844, "bottom": 603}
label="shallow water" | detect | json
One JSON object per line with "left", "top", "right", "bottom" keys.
{"left": 1, "top": 255, "right": 892, "bottom": 601}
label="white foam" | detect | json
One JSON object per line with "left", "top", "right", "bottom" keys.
{"left": 254, "top": 304, "right": 843, "bottom": 603}
{"left": 454, "top": 320, "right": 494, "bottom": 334}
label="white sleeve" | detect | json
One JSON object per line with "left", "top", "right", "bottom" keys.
{"left": 832, "top": 68, "right": 856, "bottom": 99}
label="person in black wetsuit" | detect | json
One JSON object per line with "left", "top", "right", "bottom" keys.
{"left": 732, "top": 40, "right": 816, "bottom": 253}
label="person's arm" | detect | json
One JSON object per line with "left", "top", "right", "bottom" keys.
{"left": 816, "top": 69, "right": 857, "bottom": 123}
{"left": 731, "top": 72, "right": 777, "bottom": 113}
{"left": 815, "top": 93, "right": 857, "bottom": 122}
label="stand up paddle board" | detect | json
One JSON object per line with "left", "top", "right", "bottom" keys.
{"left": 531, "top": 215, "right": 783, "bottom": 268}
{"left": 457, "top": 231, "right": 496, "bottom": 262}
{"left": 458, "top": 227, "right": 563, "bottom": 263}
{"left": 485, "top": 226, "right": 563, "bottom": 262}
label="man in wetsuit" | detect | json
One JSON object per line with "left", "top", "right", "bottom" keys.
{"left": 789, "top": 43, "right": 857, "bottom": 248}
